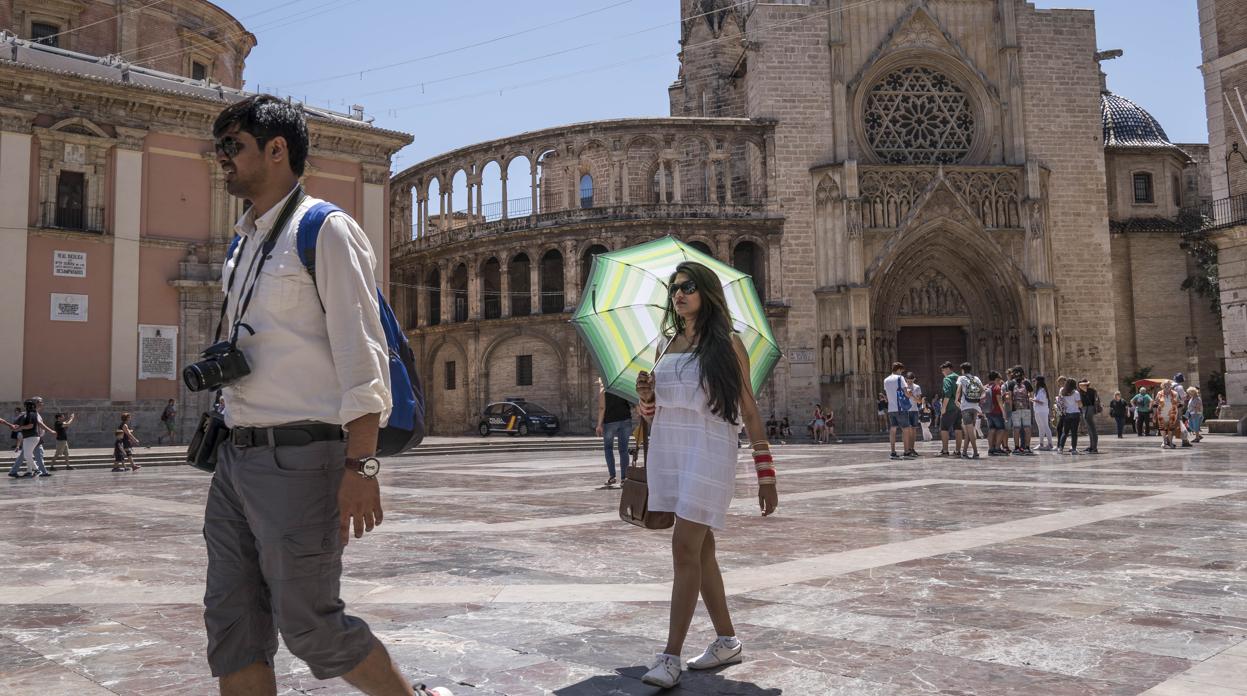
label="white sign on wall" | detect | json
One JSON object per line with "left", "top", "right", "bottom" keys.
{"left": 138, "top": 325, "right": 178, "bottom": 381}
{"left": 787, "top": 348, "right": 815, "bottom": 364}
{"left": 50, "top": 293, "right": 88, "bottom": 322}
{"left": 53, "top": 250, "right": 87, "bottom": 277}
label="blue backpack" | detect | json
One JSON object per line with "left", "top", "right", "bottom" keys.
{"left": 226, "top": 202, "right": 426, "bottom": 455}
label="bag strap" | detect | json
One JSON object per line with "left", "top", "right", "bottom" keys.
{"left": 295, "top": 201, "right": 345, "bottom": 313}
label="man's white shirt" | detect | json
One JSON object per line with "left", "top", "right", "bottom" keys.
{"left": 220, "top": 186, "right": 391, "bottom": 428}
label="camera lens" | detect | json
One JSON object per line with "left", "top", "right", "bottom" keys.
{"left": 183, "top": 361, "right": 222, "bottom": 392}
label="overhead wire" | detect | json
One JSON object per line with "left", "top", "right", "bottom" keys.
{"left": 131, "top": 0, "right": 363, "bottom": 68}
{"left": 33, "top": 0, "right": 170, "bottom": 44}
{"left": 372, "top": 0, "right": 887, "bottom": 115}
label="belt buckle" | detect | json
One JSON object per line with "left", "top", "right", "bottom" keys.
{"left": 231, "top": 428, "right": 250, "bottom": 448}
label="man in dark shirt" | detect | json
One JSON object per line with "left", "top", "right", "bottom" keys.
{"left": 596, "top": 378, "right": 634, "bottom": 486}
{"left": 52, "top": 412, "right": 75, "bottom": 470}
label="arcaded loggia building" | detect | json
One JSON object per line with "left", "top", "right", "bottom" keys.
{"left": 393, "top": 0, "right": 1223, "bottom": 435}
{"left": 0, "top": 0, "right": 411, "bottom": 445}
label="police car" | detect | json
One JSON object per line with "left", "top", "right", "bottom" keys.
{"left": 478, "top": 398, "right": 560, "bottom": 437}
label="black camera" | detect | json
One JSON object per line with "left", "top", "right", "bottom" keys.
{"left": 183, "top": 341, "right": 251, "bottom": 392}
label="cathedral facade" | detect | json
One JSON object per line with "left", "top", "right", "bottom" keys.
{"left": 392, "top": 0, "right": 1222, "bottom": 435}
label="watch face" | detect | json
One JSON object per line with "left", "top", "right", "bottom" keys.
{"left": 361, "top": 458, "right": 381, "bottom": 477}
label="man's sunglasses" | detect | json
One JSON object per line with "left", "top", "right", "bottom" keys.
{"left": 669, "top": 280, "right": 698, "bottom": 297}
{"left": 213, "top": 136, "right": 246, "bottom": 158}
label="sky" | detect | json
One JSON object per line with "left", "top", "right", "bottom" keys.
{"left": 210, "top": 0, "right": 1207, "bottom": 189}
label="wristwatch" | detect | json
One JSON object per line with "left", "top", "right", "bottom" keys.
{"left": 344, "top": 456, "right": 381, "bottom": 480}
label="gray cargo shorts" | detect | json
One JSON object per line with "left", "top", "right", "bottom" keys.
{"left": 202, "top": 437, "right": 374, "bottom": 680}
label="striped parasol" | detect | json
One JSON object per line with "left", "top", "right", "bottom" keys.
{"left": 571, "top": 236, "right": 780, "bottom": 402}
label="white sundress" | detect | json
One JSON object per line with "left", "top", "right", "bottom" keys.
{"left": 646, "top": 352, "right": 740, "bottom": 530}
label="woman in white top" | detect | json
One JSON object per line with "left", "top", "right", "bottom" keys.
{"left": 1056, "top": 378, "right": 1083, "bottom": 454}
{"left": 1032, "top": 375, "right": 1053, "bottom": 450}
{"left": 635, "top": 261, "right": 779, "bottom": 689}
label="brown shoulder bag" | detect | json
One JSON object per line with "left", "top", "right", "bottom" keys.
{"left": 618, "top": 418, "right": 675, "bottom": 529}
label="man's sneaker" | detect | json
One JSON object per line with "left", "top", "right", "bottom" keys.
{"left": 413, "top": 685, "right": 454, "bottom": 696}
{"left": 889, "top": 452, "right": 901, "bottom": 460}
{"left": 937, "top": 451, "right": 948, "bottom": 457}
{"left": 606, "top": 477, "right": 618, "bottom": 487}
{"left": 38, "top": 472, "right": 51, "bottom": 477}
{"left": 688, "top": 637, "right": 743, "bottom": 670}
{"left": 903, "top": 451, "right": 918, "bottom": 459}
{"left": 988, "top": 450, "right": 1003, "bottom": 457}
{"left": 641, "top": 653, "right": 682, "bottom": 688}
{"left": 1181, "top": 442, "right": 1193, "bottom": 448}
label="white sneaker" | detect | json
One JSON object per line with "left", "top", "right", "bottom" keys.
{"left": 641, "top": 653, "right": 682, "bottom": 688}
{"left": 687, "top": 637, "right": 743, "bottom": 670}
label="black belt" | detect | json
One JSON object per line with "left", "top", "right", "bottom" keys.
{"left": 230, "top": 423, "right": 344, "bottom": 448}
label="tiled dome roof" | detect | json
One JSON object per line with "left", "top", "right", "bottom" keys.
{"left": 1102, "top": 92, "right": 1180, "bottom": 150}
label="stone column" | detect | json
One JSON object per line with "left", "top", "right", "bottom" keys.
{"left": 530, "top": 252, "right": 541, "bottom": 314}
{"left": 111, "top": 127, "right": 146, "bottom": 402}
{"left": 671, "top": 156, "right": 683, "bottom": 203}
{"left": 0, "top": 109, "right": 33, "bottom": 401}
{"left": 499, "top": 258, "right": 512, "bottom": 318}
{"left": 562, "top": 239, "right": 578, "bottom": 311}
{"left": 468, "top": 259, "right": 482, "bottom": 321}
{"left": 416, "top": 266, "right": 429, "bottom": 327}
{"left": 1212, "top": 224, "right": 1247, "bottom": 429}
{"left": 439, "top": 261, "right": 451, "bottom": 325}
{"left": 500, "top": 171, "right": 509, "bottom": 219}
{"left": 530, "top": 160, "right": 539, "bottom": 219}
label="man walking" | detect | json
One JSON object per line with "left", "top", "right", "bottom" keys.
{"left": 8, "top": 397, "right": 52, "bottom": 478}
{"left": 596, "top": 378, "right": 634, "bottom": 486}
{"left": 51, "top": 412, "right": 75, "bottom": 470}
{"left": 158, "top": 399, "right": 178, "bottom": 445}
{"left": 955, "top": 363, "right": 984, "bottom": 459}
{"left": 1132, "top": 387, "right": 1152, "bottom": 436}
{"left": 203, "top": 95, "right": 451, "bottom": 696}
{"left": 883, "top": 362, "right": 916, "bottom": 459}
{"left": 938, "top": 361, "right": 963, "bottom": 457}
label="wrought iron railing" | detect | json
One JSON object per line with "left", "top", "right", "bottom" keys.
{"left": 478, "top": 196, "right": 535, "bottom": 222}
{"left": 1183, "top": 193, "right": 1247, "bottom": 231}
{"left": 40, "top": 202, "right": 105, "bottom": 232}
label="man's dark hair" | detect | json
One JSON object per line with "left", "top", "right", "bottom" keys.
{"left": 988, "top": 370, "right": 1000, "bottom": 381}
{"left": 940, "top": 361, "right": 954, "bottom": 369}
{"left": 960, "top": 362, "right": 973, "bottom": 373}
{"left": 891, "top": 361, "right": 905, "bottom": 372}
{"left": 213, "top": 95, "right": 309, "bottom": 177}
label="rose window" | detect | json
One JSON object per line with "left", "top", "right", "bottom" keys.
{"left": 863, "top": 66, "right": 976, "bottom": 165}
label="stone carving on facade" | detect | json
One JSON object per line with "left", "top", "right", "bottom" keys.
{"left": 1024, "top": 198, "right": 1050, "bottom": 283}
{"left": 890, "top": 10, "right": 945, "bottom": 50}
{"left": 897, "top": 270, "right": 968, "bottom": 317}
{"left": 859, "top": 167, "right": 1020, "bottom": 230}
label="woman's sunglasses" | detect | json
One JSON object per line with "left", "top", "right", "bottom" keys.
{"left": 669, "top": 280, "right": 698, "bottom": 297}
{"left": 213, "top": 136, "right": 246, "bottom": 159}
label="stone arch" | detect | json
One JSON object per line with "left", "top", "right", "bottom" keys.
{"left": 426, "top": 266, "right": 442, "bottom": 325}
{"left": 675, "top": 135, "right": 712, "bottom": 203}
{"left": 478, "top": 328, "right": 568, "bottom": 418}
{"left": 49, "top": 117, "right": 110, "bottom": 138}
{"left": 539, "top": 247, "right": 565, "bottom": 314}
{"left": 480, "top": 256, "right": 502, "bottom": 319}
{"left": 580, "top": 242, "right": 609, "bottom": 292}
{"left": 731, "top": 239, "right": 766, "bottom": 302}
{"left": 449, "top": 262, "right": 469, "bottom": 322}
{"left": 426, "top": 336, "right": 471, "bottom": 435}
{"left": 509, "top": 251, "right": 532, "bottom": 316}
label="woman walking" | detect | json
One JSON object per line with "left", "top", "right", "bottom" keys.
{"left": 1186, "top": 387, "right": 1204, "bottom": 442}
{"left": 1109, "top": 391, "right": 1128, "bottom": 438}
{"left": 812, "top": 404, "right": 827, "bottom": 444}
{"left": 1153, "top": 381, "right": 1182, "bottom": 449}
{"left": 635, "top": 262, "right": 779, "bottom": 689}
{"left": 112, "top": 413, "right": 140, "bottom": 471}
{"left": 1032, "top": 375, "right": 1053, "bottom": 451}
{"left": 1056, "top": 379, "right": 1083, "bottom": 455}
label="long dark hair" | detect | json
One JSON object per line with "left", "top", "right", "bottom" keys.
{"left": 661, "top": 262, "right": 743, "bottom": 424}
{"left": 1035, "top": 375, "right": 1047, "bottom": 394}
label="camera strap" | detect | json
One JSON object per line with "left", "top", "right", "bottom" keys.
{"left": 214, "top": 186, "right": 306, "bottom": 344}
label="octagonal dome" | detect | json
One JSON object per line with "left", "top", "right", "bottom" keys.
{"left": 1102, "top": 92, "right": 1182, "bottom": 151}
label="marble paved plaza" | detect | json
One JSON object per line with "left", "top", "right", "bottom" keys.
{"left": 2, "top": 436, "right": 1247, "bottom": 695}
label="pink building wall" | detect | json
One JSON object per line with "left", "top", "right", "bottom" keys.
{"left": 22, "top": 235, "right": 114, "bottom": 399}
{"left": 143, "top": 133, "right": 212, "bottom": 241}
{"left": 305, "top": 156, "right": 361, "bottom": 218}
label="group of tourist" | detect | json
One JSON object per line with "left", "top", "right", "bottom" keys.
{"left": 881, "top": 363, "right": 1213, "bottom": 459}
{"left": 3, "top": 397, "right": 181, "bottom": 476}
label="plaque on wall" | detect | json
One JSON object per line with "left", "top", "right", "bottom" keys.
{"left": 138, "top": 325, "right": 178, "bottom": 381}
{"left": 53, "top": 250, "right": 87, "bottom": 277}
{"left": 64, "top": 143, "right": 86, "bottom": 165}
{"left": 787, "top": 349, "right": 815, "bottom": 364}
{"left": 50, "top": 293, "right": 88, "bottom": 322}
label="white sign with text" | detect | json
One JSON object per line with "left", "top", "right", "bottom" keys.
{"left": 50, "top": 293, "right": 88, "bottom": 322}
{"left": 138, "top": 325, "right": 179, "bottom": 381}
{"left": 53, "top": 250, "right": 87, "bottom": 277}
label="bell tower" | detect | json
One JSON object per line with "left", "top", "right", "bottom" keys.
{"left": 669, "top": 0, "right": 750, "bottom": 117}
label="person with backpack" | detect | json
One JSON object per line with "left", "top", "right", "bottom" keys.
{"left": 1131, "top": 387, "right": 1153, "bottom": 436}
{"left": 954, "top": 362, "right": 984, "bottom": 459}
{"left": 1004, "top": 367, "right": 1034, "bottom": 455}
{"left": 204, "top": 95, "right": 446, "bottom": 696}
{"left": 883, "top": 362, "right": 916, "bottom": 459}
{"left": 937, "top": 361, "right": 964, "bottom": 457}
